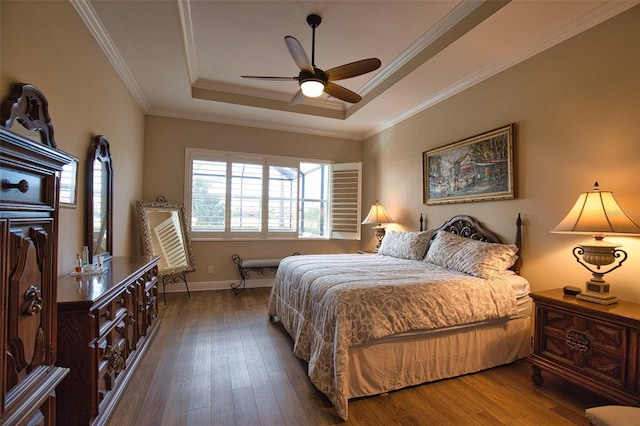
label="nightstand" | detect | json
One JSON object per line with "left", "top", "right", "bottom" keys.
{"left": 529, "top": 289, "right": 640, "bottom": 406}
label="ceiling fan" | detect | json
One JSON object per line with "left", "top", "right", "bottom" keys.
{"left": 241, "top": 14, "right": 381, "bottom": 105}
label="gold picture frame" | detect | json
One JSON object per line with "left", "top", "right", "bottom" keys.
{"left": 423, "top": 124, "right": 516, "bottom": 205}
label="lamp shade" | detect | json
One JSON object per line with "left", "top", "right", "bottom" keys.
{"left": 551, "top": 183, "right": 640, "bottom": 235}
{"left": 362, "top": 201, "right": 394, "bottom": 225}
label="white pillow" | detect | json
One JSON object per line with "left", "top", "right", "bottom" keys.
{"left": 425, "top": 230, "right": 518, "bottom": 278}
{"left": 378, "top": 230, "right": 434, "bottom": 260}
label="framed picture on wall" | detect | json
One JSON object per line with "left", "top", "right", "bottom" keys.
{"left": 423, "top": 123, "right": 516, "bottom": 205}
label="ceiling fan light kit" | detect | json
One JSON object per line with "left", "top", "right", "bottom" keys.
{"left": 241, "top": 14, "right": 381, "bottom": 105}
{"left": 300, "top": 79, "right": 325, "bottom": 97}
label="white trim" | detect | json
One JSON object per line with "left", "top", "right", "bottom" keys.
{"left": 358, "top": 0, "right": 484, "bottom": 97}
{"left": 147, "top": 108, "right": 362, "bottom": 141}
{"left": 69, "top": 0, "right": 149, "bottom": 111}
{"left": 363, "top": 0, "right": 640, "bottom": 140}
{"left": 177, "top": 0, "right": 198, "bottom": 84}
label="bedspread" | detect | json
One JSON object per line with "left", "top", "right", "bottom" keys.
{"left": 267, "top": 254, "right": 518, "bottom": 420}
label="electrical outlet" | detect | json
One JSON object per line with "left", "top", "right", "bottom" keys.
{"left": 207, "top": 265, "right": 214, "bottom": 274}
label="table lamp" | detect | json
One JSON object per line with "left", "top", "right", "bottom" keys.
{"left": 551, "top": 182, "right": 640, "bottom": 304}
{"left": 362, "top": 201, "right": 394, "bottom": 252}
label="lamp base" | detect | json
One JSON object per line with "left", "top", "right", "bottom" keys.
{"left": 575, "top": 279, "right": 618, "bottom": 304}
{"left": 373, "top": 226, "right": 386, "bottom": 253}
{"left": 576, "top": 288, "right": 619, "bottom": 305}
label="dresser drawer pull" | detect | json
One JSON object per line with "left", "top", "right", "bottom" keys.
{"left": 2, "top": 179, "right": 29, "bottom": 193}
{"left": 23, "top": 286, "right": 42, "bottom": 316}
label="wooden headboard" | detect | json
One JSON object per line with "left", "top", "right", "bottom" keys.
{"left": 425, "top": 214, "right": 523, "bottom": 275}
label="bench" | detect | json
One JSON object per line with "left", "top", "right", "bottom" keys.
{"left": 231, "top": 253, "right": 299, "bottom": 294}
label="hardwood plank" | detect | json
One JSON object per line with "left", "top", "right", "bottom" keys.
{"left": 232, "top": 386, "right": 260, "bottom": 425}
{"left": 244, "top": 348, "right": 286, "bottom": 426}
{"left": 211, "top": 356, "right": 236, "bottom": 425}
{"left": 106, "top": 289, "right": 614, "bottom": 426}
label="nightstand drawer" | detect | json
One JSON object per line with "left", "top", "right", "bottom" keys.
{"left": 537, "top": 304, "right": 627, "bottom": 387}
{"left": 529, "top": 289, "right": 640, "bottom": 406}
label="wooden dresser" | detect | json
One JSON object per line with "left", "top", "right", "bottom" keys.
{"left": 529, "top": 289, "right": 640, "bottom": 405}
{"left": 1, "top": 89, "right": 74, "bottom": 424}
{"left": 56, "top": 256, "right": 160, "bottom": 425}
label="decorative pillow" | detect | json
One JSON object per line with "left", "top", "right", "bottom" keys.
{"left": 378, "top": 230, "right": 434, "bottom": 260}
{"left": 425, "top": 230, "right": 518, "bottom": 278}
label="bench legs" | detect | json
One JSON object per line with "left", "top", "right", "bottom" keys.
{"left": 231, "top": 254, "right": 278, "bottom": 295}
{"left": 231, "top": 253, "right": 300, "bottom": 295}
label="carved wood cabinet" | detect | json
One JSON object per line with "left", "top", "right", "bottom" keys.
{"left": 56, "top": 256, "right": 160, "bottom": 425}
{"left": 0, "top": 126, "right": 72, "bottom": 425}
{"left": 529, "top": 289, "right": 640, "bottom": 405}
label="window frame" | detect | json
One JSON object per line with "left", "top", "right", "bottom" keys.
{"left": 185, "top": 148, "right": 362, "bottom": 241}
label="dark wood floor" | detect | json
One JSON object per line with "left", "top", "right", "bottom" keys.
{"left": 106, "top": 288, "right": 612, "bottom": 425}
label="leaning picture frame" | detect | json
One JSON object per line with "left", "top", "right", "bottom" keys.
{"left": 423, "top": 123, "right": 516, "bottom": 205}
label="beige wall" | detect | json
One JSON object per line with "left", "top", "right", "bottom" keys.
{"left": 363, "top": 6, "right": 640, "bottom": 303}
{"left": 143, "top": 115, "right": 362, "bottom": 285}
{"left": 1, "top": 1, "right": 145, "bottom": 273}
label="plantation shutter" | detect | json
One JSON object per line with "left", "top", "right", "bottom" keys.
{"left": 330, "top": 162, "right": 362, "bottom": 240}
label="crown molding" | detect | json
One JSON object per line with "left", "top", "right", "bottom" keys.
{"left": 177, "top": 0, "right": 198, "bottom": 84}
{"left": 359, "top": 0, "right": 485, "bottom": 97}
{"left": 70, "top": 0, "right": 150, "bottom": 111}
{"left": 363, "top": 0, "right": 639, "bottom": 140}
{"left": 147, "top": 108, "right": 361, "bottom": 141}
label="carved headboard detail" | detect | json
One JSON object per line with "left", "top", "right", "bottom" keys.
{"left": 429, "top": 214, "right": 523, "bottom": 275}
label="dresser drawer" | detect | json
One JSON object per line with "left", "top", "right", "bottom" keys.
{"left": 96, "top": 292, "right": 127, "bottom": 338}
{"left": 94, "top": 324, "right": 127, "bottom": 412}
{"left": 0, "top": 166, "right": 51, "bottom": 207}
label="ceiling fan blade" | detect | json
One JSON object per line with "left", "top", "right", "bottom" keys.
{"left": 284, "top": 36, "right": 313, "bottom": 73}
{"left": 241, "top": 75, "right": 298, "bottom": 81}
{"left": 289, "top": 88, "right": 306, "bottom": 106}
{"left": 325, "top": 58, "right": 381, "bottom": 81}
{"left": 324, "top": 82, "right": 362, "bottom": 103}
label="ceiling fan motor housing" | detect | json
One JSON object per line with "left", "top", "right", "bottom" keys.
{"left": 299, "top": 68, "right": 328, "bottom": 85}
{"left": 307, "top": 14, "right": 322, "bottom": 29}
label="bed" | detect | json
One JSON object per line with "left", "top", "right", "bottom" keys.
{"left": 267, "top": 215, "right": 531, "bottom": 420}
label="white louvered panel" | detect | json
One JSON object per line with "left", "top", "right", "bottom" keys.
{"left": 331, "top": 163, "right": 361, "bottom": 239}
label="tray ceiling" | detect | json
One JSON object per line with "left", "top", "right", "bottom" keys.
{"left": 75, "top": 0, "right": 638, "bottom": 140}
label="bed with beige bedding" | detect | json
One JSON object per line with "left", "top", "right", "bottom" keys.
{"left": 268, "top": 215, "right": 531, "bottom": 420}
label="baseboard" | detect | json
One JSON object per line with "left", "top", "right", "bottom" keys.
{"left": 161, "top": 277, "right": 275, "bottom": 293}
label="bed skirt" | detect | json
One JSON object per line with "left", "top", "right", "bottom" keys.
{"left": 347, "top": 315, "right": 532, "bottom": 398}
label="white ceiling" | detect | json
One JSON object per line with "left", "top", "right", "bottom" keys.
{"left": 73, "top": 0, "right": 638, "bottom": 141}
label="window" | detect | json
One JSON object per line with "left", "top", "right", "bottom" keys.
{"left": 299, "top": 162, "right": 329, "bottom": 238}
{"left": 185, "top": 148, "right": 361, "bottom": 240}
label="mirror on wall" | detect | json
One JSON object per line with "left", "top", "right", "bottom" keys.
{"left": 137, "top": 197, "right": 194, "bottom": 299}
{"left": 86, "top": 135, "right": 113, "bottom": 260}
{"left": 59, "top": 158, "right": 79, "bottom": 207}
